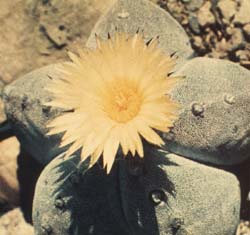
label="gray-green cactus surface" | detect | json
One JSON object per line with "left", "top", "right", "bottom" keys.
{"left": 3, "top": 64, "right": 64, "bottom": 165}
{"left": 33, "top": 151, "right": 240, "bottom": 235}
{"left": 165, "top": 57, "right": 250, "bottom": 165}
{"left": 1, "top": 0, "right": 248, "bottom": 234}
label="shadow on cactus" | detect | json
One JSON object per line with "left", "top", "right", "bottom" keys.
{"left": 35, "top": 146, "right": 177, "bottom": 235}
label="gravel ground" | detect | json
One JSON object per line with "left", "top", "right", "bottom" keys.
{"left": 0, "top": 208, "right": 33, "bottom": 235}
{"left": 236, "top": 221, "right": 250, "bottom": 235}
{"left": 154, "top": 0, "right": 250, "bottom": 69}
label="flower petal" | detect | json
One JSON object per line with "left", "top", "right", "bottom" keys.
{"left": 103, "top": 128, "right": 120, "bottom": 173}
{"left": 135, "top": 119, "right": 164, "bottom": 146}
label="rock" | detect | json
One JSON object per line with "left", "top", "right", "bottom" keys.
{"left": 197, "top": 1, "right": 215, "bottom": 27}
{"left": 0, "top": 1, "right": 35, "bottom": 83}
{"left": 3, "top": 65, "right": 64, "bottom": 166}
{"left": 3, "top": 0, "right": 194, "bottom": 166}
{"left": 243, "top": 23, "right": 250, "bottom": 41}
{"left": 217, "top": 0, "right": 237, "bottom": 23}
{"left": 164, "top": 57, "right": 250, "bottom": 166}
{"left": 0, "top": 99, "right": 6, "bottom": 124}
{"left": 0, "top": 137, "right": 20, "bottom": 206}
{"left": 234, "top": 0, "right": 250, "bottom": 25}
{"left": 240, "top": 60, "right": 250, "bottom": 70}
{"left": 192, "top": 35, "right": 206, "bottom": 53}
{"left": 204, "top": 30, "right": 218, "bottom": 51}
{"left": 236, "top": 50, "right": 249, "bottom": 61}
{"left": 86, "top": 0, "right": 194, "bottom": 67}
{"left": 0, "top": 0, "right": 114, "bottom": 83}
{"left": 228, "top": 28, "right": 245, "bottom": 52}
{"left": 32, "top": 151, "right": 240, "bottom": 235}
{"left": 29, "top": 0, "right": 115, "bottom": 52}
{"left": 226, "top": 26, "right": 234, "bottom": 36}
{"left": 0, "top": 208, "right": 34, "bottom": 235}
{"left": 0, "top": 79, "right": 4, "bottom": 91}
{"left": 213, "top": 38, "right": 228, "bottom": 58}
{"left": 188, "top": 14, "right": 200, "bottom": 34}
{"left": 185, "top": 0, "right": 204, "bottom": 11}
{"left": 236, "top": 221, "right": 250, "bottom": 235}
{"left": 0, "top": 80, "right": 6, "bottom": 123}
{"left": 192, "top": 35, "right": 202, "bottom": 48}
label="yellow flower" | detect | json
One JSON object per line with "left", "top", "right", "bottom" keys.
{"left": 46, "top": 32, "right": 180, "bottom": 173}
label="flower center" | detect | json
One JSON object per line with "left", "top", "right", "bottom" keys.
{"left": 103, "top": 79, "right": 142, "bottom": 123}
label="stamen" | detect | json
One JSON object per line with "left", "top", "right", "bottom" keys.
{"left": 103, "top": 79, "right": 143, "bottom": 123}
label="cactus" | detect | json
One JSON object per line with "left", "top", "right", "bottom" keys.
{"left": 1, "top": 0, "right": 249, "bottom": 234}
{"left": 32, "top": 154, "right": 132, "bottom": 235}
{"left": 33, "top": 150, "right": 240, "bottom": 235}
{"left": 164, "top": 57, "right": 250, "bottom": 165}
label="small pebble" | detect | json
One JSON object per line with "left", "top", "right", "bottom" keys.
{"left": 228, "top": 28, "right": 245, "bottom": 52}
{"left": 197, "top": 2, "right": 215, "bottom": 27}
{"left": 236, "top": 50, "right": 249, "bottom": 61}
{"left": 217, "top": 0, "right": 237, "bottom": 23}
{"left": 243, "top": 24, "right": 250, "bottom": 41}
{"left": 234, "top": 0, "right": 250, "bottom": 25}
{"left": 188, "top": 15, "right": 200, "bottom": 34}
{"left": 186, "top": 0, "right": 204, "bottom": 11}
